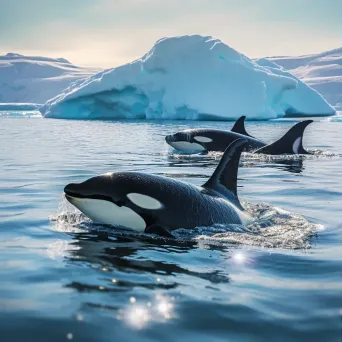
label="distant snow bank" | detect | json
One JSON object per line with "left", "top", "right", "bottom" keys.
{"left": 0, "top": 103, "right": 41, "bottom": 111}
{"left": 40, "top": 35, "right": 335, "bottom": 120}
{"left": 325, "top": 111, "right": 342, "bottom": 122}
{"left": 0, "top": 111, "right": 42, "bottom": 118}
{"left": 267, "top": 48, "right": 342, "bottom": 110}
{"left": 0, "top": 53, "right": 100, "bottom": 103}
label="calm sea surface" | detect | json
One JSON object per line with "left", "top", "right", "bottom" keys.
{"left": 0, "top": 117, "right": 341, "bottom": 341}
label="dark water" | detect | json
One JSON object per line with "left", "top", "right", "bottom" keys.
{"left": 0, "top": 117, "right": 341, "bottom": 342}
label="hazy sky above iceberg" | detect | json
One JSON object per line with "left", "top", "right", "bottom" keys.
{"left": 0, "top": 0, "right": 340, "bottom": 68}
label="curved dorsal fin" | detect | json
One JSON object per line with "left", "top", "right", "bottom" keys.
{"left": 203, "top": 139, "right": 247, "bottom": 202}
{"left": 254, "top": 120, "right": 313, "bottom": 155}
{"left": 231, "top": 116, "right": 254, "bottom": 138}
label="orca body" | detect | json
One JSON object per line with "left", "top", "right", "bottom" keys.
{"left": 166, "top": 128, "right": 264, "bottom": 153}
{"left": 253, "top": 120, "right": 312, "bottom": 154}
{"left": 64, "top": 139, "right": 251, "bottom": 237}
{"left": 165, "top": 116, "right": 313, "bottom": 155}
{"left": 231, "top": 115, "right": 255, "bottom": 138}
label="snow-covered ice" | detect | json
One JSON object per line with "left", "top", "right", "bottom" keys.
{"left": 253, "top": 58, "right": 337, "bottom": 116}
{"left": 41, "top": 35, "right": 335, "bottom": 120}
{"left": 0, "top": 53, "right": 100, "bottom": 104}
{"left": 267, "top": 48, "right": 342, "bottom": 110}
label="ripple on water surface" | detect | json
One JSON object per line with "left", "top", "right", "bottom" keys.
{"left": 0, "top": 117, "right": 341, "bottom": 342}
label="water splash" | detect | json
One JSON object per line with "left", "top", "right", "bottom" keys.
{"left": 49, "top": 196, "right": 90, "bottom": 233}
{"left": 169, "top": 149, "right": 340, "bottom": 162}
{"left": 51, "top": 198, "right": 321, "bottom": 250}
{"left": 0, "top": 110, "right": 42, "bottom": 118}
{"left": 192, "top": 202, "right": 322, "bottom": 249}
{"left": 242, "top": 150, "right": 339, "bottom": 160}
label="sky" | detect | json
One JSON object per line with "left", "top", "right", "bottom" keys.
{"left": 0, "top": 0, "right": 341, "bottom": 68}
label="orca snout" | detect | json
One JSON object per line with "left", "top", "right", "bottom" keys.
{"left": 166, "top": 133, "right": 192, "bottom": 143}
{"left": 64, "top": 183, "right": 80, "bottom": 197}
{"left": 165, "top": 134, "right": 175, "bottom": 143}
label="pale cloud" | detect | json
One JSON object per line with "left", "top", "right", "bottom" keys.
{"left": 0, "top": 0, "right": 340, "bottom": 68}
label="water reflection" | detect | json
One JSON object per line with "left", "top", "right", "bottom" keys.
{"left": 242, "top": 159, "right": 305, "bottom": 174}
{"left": 232, "top": 251, "right": 246, "bottom": 264}
{"left": 120, "top": 293, "right": 175, "bottom": 329}
{"left": 166, "top": 153, "right": 222, "bottom": 169}
{"left": 274, "top": 159, "right": 304, "bottom": 174}
{"left": 125, "top": 305, "right": 149, "bottom": 328}
{"left": 267, "top": 159, "right": 304, "bottom": 173}
{"left": 156, "top": 294, "right": 173, "bottom": 319}
{"left": 166, "top": 152, "right": 305, "bottom": 174}
{"left": 56, "top": 231, "right": 231, "bottom": 329}
{"left": 65, "top": 232, "right": 230, "bottom": 288}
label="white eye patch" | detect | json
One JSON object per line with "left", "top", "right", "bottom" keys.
{"left": 194, "top": 136, "right": 213, "bottom": 143}
{"left": 168, "top": 141, "right": 206, "bottom": 153}
{"left": 292, "top": 137, "right": 301, "bottom": 154}
{"left": 127, "top": 193, "right": 163, "bottom": 210}
{"left": 66, "top": 197, "right": 146, "bottom": 231}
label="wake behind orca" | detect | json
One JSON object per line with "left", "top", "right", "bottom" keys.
{"left": 64, "top": 139, "right": 251, "bottom": 237}
{"left": 166, "top": 117, "right": 313, "bottom": 155}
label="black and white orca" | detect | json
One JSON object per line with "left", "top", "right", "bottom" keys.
{"left": 64, "top": 139, "right": 251, "bottom": 237}
{"left": 230, "top": 115, "right": 255, "bottom": 138}
{"left": 165, "top": 117, "right": 313, "bottom": 155}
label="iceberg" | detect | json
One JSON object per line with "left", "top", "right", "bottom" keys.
{"left": 40, "top": 35, "right": 335, "bottom": 120}
{"left": 266, "top": 48, "right": 342, "bottom": 111}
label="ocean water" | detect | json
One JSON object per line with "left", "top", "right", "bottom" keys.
{"left": 0, "top": 116, "right": 341, "bottom": 342}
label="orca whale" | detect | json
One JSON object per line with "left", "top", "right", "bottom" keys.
{"left": 64, "top": 139, "right": 251, "bottom": 237}
{"left": 230, "top": 115, "right": 255, "bottom": 138}
{"left": 165, "top": 118, "right": 313, "bottom": 155}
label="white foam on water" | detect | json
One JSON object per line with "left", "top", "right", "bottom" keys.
{"left": 49, "top": 196, "right": 90, "bottom": 233}
{"left": 193, "top": 202, "right": 322, "bottom": 249}
{"left": 242, "top": 150, "right": 340, "bottom": 161}
{"left": 51, "top": 197, "right": 322, "bottom": 250}
{"left": 0, "top": 110, "right": 42, "bottom": 118}
{"left": 170, "top": 150, "right": 340, "bottom": 161}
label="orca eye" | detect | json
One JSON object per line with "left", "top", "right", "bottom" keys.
{"left": 194, "top": 136, "right": 213, "bottom": 143}
{"left": 127, "top": 193, "right": 163, "bottom": 210}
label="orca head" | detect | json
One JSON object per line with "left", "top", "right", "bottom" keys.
{"left": 165, "top": 130, "right": 214, "bottom": 153}
{"left": 64, "top": 173, "right": 163, "bottom": 232}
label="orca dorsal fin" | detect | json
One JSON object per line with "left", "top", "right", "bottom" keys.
{"left": 254, "top": 120, "right": 313, "bottom": 155}
{"left": 231, "top": 116, "right": 254, "bottom": 138}
{"left": 203, "top": 139, "right": 247, "bottom": 199}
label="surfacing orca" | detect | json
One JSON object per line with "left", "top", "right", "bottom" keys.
{"left": 165, "top": 118, "right": 313, "bottom": 155}
{"left": 64, "top": 139, "right": 251, "bottom": 237}
{"left": 230, "top": 115, "right": 255, "bottom": 138}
